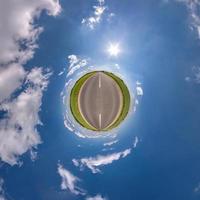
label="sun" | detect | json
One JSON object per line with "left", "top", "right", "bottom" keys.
{"left": 107, "top": 43, "right": 121, "bottom": 57}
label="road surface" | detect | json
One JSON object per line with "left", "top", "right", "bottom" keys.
{"left": 78, "top": 72, "right": 123, "bottom": 130}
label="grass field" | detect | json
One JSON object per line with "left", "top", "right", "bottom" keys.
{"left": 70, "top": 71, "right": 131, "bottom": 131}
{"left": 103, "top": 71, "right": 131, "bottom": 131}
{"left": 70, "top": 72, "right": 97, "bottom": 131}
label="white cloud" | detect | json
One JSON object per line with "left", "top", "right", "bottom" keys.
{"left": 0, "top": 178, "right": 6, "bottom": 200}
{"left": 72, "top": 159, "right": 80, "bottom": 167}
{"left": 72, "top": 148, "right": 131, "bottom": 173}
{"left": 176, "top": 0, "right": 200, "bottom": 39}
{"left": 73, "top": 136, "right": 139, "bottom": 173}
{"left": 57, "top": 165, "right": 108, "bottom": 199}
{"left": 136, "top": 81, "right": 143, "bottom": 96}
{"left": 0, "top": 0, "right": 61, "bottom": 166}
{"left": 133, "top": 136, "right": 139, "bottom": 148}
{"left": 58, "top": 68, "right": 66, "bottom": 76}
{"left": 82, "top": 0, "right": 107, "bottom": 29}
{"left": 26, "top": 67, "right": 51, "bottom": 89}
{"left": 136, "top": 86, "right": 143, "bottom": 96}
{"left": 0, "top": 64, "right": 26, "bottom": 103}
{"left": 194, "top": 182, "right": 200, "bottom": 193}
{"left": 86, "top": 194, "right": 107, "bottom": 200}
{"left": 0, "top": 68, "right": 51, "bottom": 165}
{"left": 67, "top": 55, "right": 88, "bottom": 77}
{"left": 102, "top": 147, "right": 114, "bottom": 152}
{"left": 185, "top": 66, "right": 200, "bottom": 83}
{"left": 30, "top": 149, "right": 38, "bottom": 162}
{"left": 103, "top": 140, "right": 118, "bottom": 146}
{"left": 0, "top": 0, "right": 61, "bottom": 65}
{"left": 57, "top": 164, "right": 86, "bottom": 195}
{"left": 193, "top": 66, "right": 200, "bottom": 83}
{"left": 68, "top": 55, "right": 80, "bottom": 70}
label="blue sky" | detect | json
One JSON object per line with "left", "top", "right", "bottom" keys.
{"left": 1, "top": 0, "right": 200, "bottom": 200}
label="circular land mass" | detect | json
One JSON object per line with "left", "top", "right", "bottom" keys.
{"left": 70, "top": 71, "right": 131, "bottom": 131}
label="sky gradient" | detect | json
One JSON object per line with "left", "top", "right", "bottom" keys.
{"left": 1, "top": 0, "right": 200, "bottom": 200}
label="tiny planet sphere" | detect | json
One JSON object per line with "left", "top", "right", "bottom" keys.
{"left": 70, "top": 71, "right": 131, "bottom": 131}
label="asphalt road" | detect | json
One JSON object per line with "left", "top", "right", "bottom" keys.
{"left": 78, "top": 72, "right": 123, "bottom": 130}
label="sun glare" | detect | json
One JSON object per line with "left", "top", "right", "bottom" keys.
{"left": 107, "top": 43, "right": 121, "bottom": 57}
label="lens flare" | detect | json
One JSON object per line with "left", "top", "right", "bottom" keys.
{"left": 107, "top": 43, "right": 121, "bottom": 57}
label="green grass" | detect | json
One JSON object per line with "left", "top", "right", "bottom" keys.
{"left": 70, "top": 71, "right": 131, "bottom": 131}
{"left": 70, "top": 72, "right": 97, "bottom": 131}
{"left": 103, "top": 71, "right": 131, "bottom": 131}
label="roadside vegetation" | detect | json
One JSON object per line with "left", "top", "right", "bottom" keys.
{"left": 103, "top": 71, "right": 131, "bottom": 131}
{"left": 70, "top": 72, "right": 97, "bottom": 131}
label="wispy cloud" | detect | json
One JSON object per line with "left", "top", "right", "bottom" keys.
{"left": 72, "top": 148, "right": 131, "bottom": 174}
{"left": 86, "top": 194, "right": 107, "bottom": 200}
{"left": 67, "top": 55, "right": 88, "bottom": 77}
{"left": 58, "top": 68, "right": 66, "bottom": 76}
{"left": 57, "top": 165, "right": 109, "bottom": 199}
{"left": 103, "top": 140, "right": 118, "bottom": 147}
{"left": 82, "top": 0, "right": 107, "bottom": 29}
{"left": 0, "top": 178, "right": 6, "bottom": 200}
{"left": 57, "top": 164, "right": 86, "bottom": 195}
{"left": 175, "top": 0, "right": 200, "bottom": 39}
{"left": 136, "top": 81, "right": 143, "bottom": 96}
{"left": 73, "top": 136, "right": 139, "bottom": 173}
{"left": 185, "top": 66, "right": 200, "bottom": 83}
{"left": 133, "top": 136, "right": 139, "bottom": 148}
{"left": 136, "top": 86, "right": 143, "bottom": 96}
{"left": 194, "top": 182, "right": 200, "bottom": 193}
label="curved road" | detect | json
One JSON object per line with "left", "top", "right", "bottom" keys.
{"left": 78, "top": 72, "right": 123, "bottom": 130}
